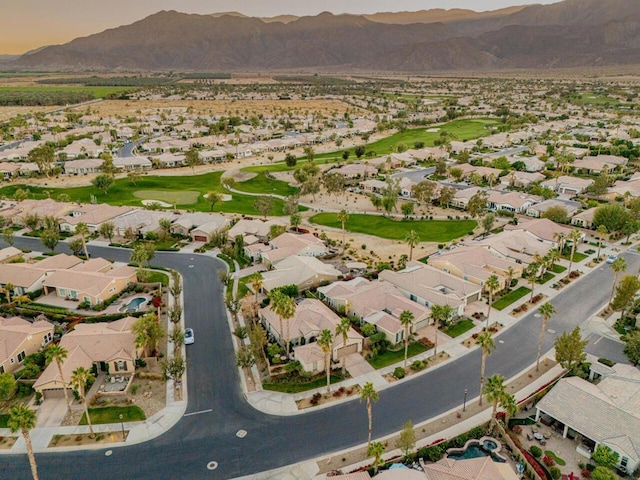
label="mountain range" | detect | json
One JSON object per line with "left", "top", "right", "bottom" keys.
{"left": 10, "top": 0, "right": 640, "bottom": 72}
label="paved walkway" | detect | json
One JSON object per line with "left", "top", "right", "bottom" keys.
{"left": 344, "top": 353, "right": 386, "bottom": 389}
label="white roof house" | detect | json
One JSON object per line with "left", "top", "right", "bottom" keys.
{"left": 261, "top": 256, "right": 341, "bottom": 293}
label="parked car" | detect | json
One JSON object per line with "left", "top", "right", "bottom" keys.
{"left": 184, "top": 328, "right": 194, "bottom": 345}
{"left": 606, "top": 254, "right": 618, "bottom": 264}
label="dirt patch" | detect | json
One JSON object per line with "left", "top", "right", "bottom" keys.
{"left": 0, "top": 436, "right": 17, "bottom": 449}
{"left": 49, "top": 431, "right": 128, "bottom": 448}
{"left": 316, "top": 359, "right": 558, "bottom": 475}
{"left": 296, "top": 385, "right": 361, "bottom": 410}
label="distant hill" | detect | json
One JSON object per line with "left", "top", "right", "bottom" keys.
{"left": 11, "top": 0, "right": 640, "bottom": 72}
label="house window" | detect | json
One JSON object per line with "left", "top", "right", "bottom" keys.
{"left": 117, "top": 361, "right": 126, "bottom": 371}
{"left": 59, "top": 288, "right": 66, "bottom": 296}
{"left": 83, "top": 296, "right": 90, "bottom": 304}
{"left": 17, "top": 351, "right": 26, "bottom": 363}
{"left": 621, "top": 457, "right": 628, "bottom": 470}
{"left": 410, "top": 294, "right": 417, "bottom": 302}
{"left": 0, "top": 365, "right": 4, "bottom": 373}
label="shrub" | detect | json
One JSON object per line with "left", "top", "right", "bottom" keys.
{"left": 581, "top": 468, "right": 592, "bottom": 478}
{"left": 543, "top": 455, "right": 555, "bottom": 467}
{"left": 410, "top": 360, "right": 426, "bottom": 371}
{"left": 550, "top": 466, "right": 561, "bottom": 480}
{"left": 512, "top": 425, "right": 523, "bottom": 434}
{"left": 393, "top": 367, "right": 406, "bottom": 379}
{"left": 130, "top": 383, "right": 140, "bottom": 395}
{"left": 530, "top": 445, "right": 542, "bottom": 458}
{"left": 310, "top": 393, "right": 322, "bottom": 406}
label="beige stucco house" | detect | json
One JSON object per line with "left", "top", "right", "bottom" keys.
{"left": 0, "top": 316, "right": 54, "bottom": 374}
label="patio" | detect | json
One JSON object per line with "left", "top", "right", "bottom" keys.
{"left": 34, "top": 292, "right": 153, "bottom": 316}
{"left": 97, "top": 374, "right": 133, "bottom": 394}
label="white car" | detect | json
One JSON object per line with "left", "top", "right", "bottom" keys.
{"left": 606, "top": 254, "right": 618, "bottom": 264}
{"left": 184, "top": 328, "right": 194, "bottom": 345}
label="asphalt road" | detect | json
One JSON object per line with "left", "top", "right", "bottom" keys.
{"left": 0, "top": 238, "right": 633, "bottom": 479}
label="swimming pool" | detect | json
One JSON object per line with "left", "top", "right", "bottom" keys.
{"left": 121, "top": 297, "right": 147, "bottom": 312}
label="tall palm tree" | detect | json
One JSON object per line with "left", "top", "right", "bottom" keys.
{"left": 368, "top": 441, "right": 386, "bottom": 475}
{"left": 536, "top": 302, "right": 556, "bottom": 372}
{"left": 8, "top": 405, "right": 39, "bottom": 480}
{"left": 404, "top": 230, "right": 420, "bottom": 261}
{"left": 317, "top": 329, "right": 333, "bottom": 395}
{"left": 500, "top": 392, "right": 518, "bottom": 425}
{"left": 75, "top": 222, "right": 90, "bottom": 258}
{"left": 2, "top": 282, "right": 14, "bottom": 306}
{"left": 360, "top": 381, "right": 378, "bottom": 449}
{"left": 44, "top": 345, "right": 71, "bottom": 414}
{"left": 337, "top": 209, "right": 349, "bottom": 245}
{"left": 483, "top": 374, "right": 507, "bottom": 425}
{"left": 610, "top": 257, "right": 627, "bottom": 306}
{"left": 268, "top": 290, "right": 296, "bottom": 357}
{"left": 596, "top": 225, "right": 608, "bottom": 260}
{"left": 566, "top": 229, "right": 582, "bottom": 276}
{"left": 476, "top": 331, "right": 495, "bottom": 406}
{"left": 506, "top": 266, "right": 516, "bottom": 289}
{"left": 335, "top": 317, "right": 351, "bottom": 374}
{"left": 553, "top": 231, "right": 566, "bottom": 253}
{"left": 399, "top": 310, "right": 415, "bottom": 370}
{"left": 431, "top": 304, "right": 453, "bottom": 359}
{"left": 485, "top": 275, "right": 500, "bottom": 329}
{"left": 251, "top": 274, "right": 263, "bottom": 309}
{"left": 526, "top": 262, "right": 539, "bottom": 303}
{"left": 70, "top": 366, "right": 95, "bottom": 437}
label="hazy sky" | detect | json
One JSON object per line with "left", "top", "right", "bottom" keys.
{"left": 2, "top": 0, "right": 561, "bottom": 54}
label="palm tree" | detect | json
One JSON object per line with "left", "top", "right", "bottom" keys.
{"left": 566, "top": 229, "right": 582, "bottom": 276}
{"left": 485, "top": 275, "right": 500, "bottom": 329}
{"left": 7, "top": 405, "right": 39, "bottom": 480}
{"left": 610, "top": 257, "right": 627, "bottom": 306}
{"left": 337, "top": 209, "right": 349, "bottom": 245}
{"left": 268, "top": 290, "right": 296, "bottom": 357}
{"left": 317, "top": 329, "right": 333, "bottom": 395}
{"left": 335, "top": 317, "right": 351, "bottom": 374}
{"left": 431, "top": 304, "right": 454, "bottom": 359}
{"left": 75, "top": 222, "right": 90, "bottom": 258}
{"left": 526, "top": 262, "right": 539, "bottom": 303}
{"left": 70, "top": 366, "right": 95, "bottom": 437}
{"left": 250, "top": 274, "right": 263, "bottom": 309}
{"left": 2, "top": 282, "right": 14, "bottom": 306}
{"left": 536, "top": 302, "right": 556, "bottom": 372}
{"left": 596, "top": 225, "right": 608, "bottom": 260}
{"left": 405, "top": 230, "right": 420, "bottom": 261}
{"left": 506, "top": 266, "right": 516, "bottom": 289}
{"left": 553, "top": 231, "right": 566, "bottom": 253}
{"left": 476, "top": 331, "right": 495, "bottom": 406}
{"left": 44, "top": 345, "right": 71, "bottom": 414}
{"left": 360, "top": 381, "right": 378, "bottom": 449}
{"left": 483, "top": 374, "right": 507, "bottom": 425}
{"left": 399, "top": 310, "right": 415, "bottom": 370}
{"left": 500, "top": 392, "right": 518, "bottom": 425}
{"left": 368, "top": 441, "right": 386, "bottom": 475}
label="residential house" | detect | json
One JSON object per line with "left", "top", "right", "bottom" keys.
{"left": 501, "top": 171, "right": 545, "bottom": 188}
{"left": 504, "top": 218, "right": 576, "bottom": 245}
{"left": 535, "top": 362, "right": 640, "bottom": 475}
{"left": 571, "top": 207, "right": 598, "bottom": 229}
{"left": 228, "top": 218, "right": 288, "bottom": 244}
{"left": 190, "top": 219, "right": 228, "bottom": 243}
{"left": 34, "top": 317, "right": 138, "bottom": 399}
{"left": 541, "top": 175, "right": 592, "bottom": 196}
{"left": 11, "top": 199, "right": 74, "bottom": 228}
{"left": 573, "top": 154, "right": 628, "bottom": 174}
{"left": 0, "top": 264, "right": 50, "bottom": 295}
{"left": 475, "top": 230, "right": 552, "bottom": 264}
{"left": 111, "top": 210, "right": 178, "bottom": 239}
{"left": 525, "top": 198, "right": 581, "bottom": 219}
{"left": 331, "top": 163, "right": 377, "bottom": 179}
{"left": 507, "top": 155, "right": 545, "bottom": 172}
{"left": 608, "top": 172, "right": 640, "bottom": 199}
{"left": 59, "top": 204, "right": 134, "bottom": 233}
{"left": 63, "top": 158, "right": 104, "bottom": 175}
{"left": 260, "top": 256, "right": 341, "bottom": 293}
{"left": 420, "top": 457, "right": 519, "bottom": 480}
{"left": 259, "top": 298, "right": 363, "bottom": 371}
{"left": 318, "top": 278, "right": 432, "bottom": 344}
{"left": 487, "top": 191, "right": 541, "bottom": 214}
{"left": 62, "top": 138, "right": 103, "bottom": 159}
{"left": 428, "top": 246, "right": 523, "bottom": 290}
{"left": 113, "top": 157, "right": 152, "bottom": 171}
{"left": 450, "top": 186, "right": 485, "bottom": 210}
{"left": 0, "top": 316, "right": 54, "bottom": 374}
{"left": 379, "top": 262, "right": 482, "bottom": 316}
{"left": 151, "top": 153, "right": 186, "bottom": 168}
{"left": 0, "top": 246, "right": 23, "bottom": 263}
{"left": 260, "top": 232, "right": 329, "bottom": 267}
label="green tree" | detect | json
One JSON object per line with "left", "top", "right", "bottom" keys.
{"left": 253, "top": 196, "right": 274, "bottom": 219}
{"left": 289, "top": 213, "right": 302, "bottom": 232}
{"left": 554, "top": 327, "right": 588, "bottom": 371}
{"left": 412, "top": 180, "right": 437, "bottom": 205}
{"left": 185, "top": 147, "right": 201, "bottom": 173}
{"left": 323, "top": 172, "right": 345, "bottom": 198}
{"left": 395, "top": 420, "right": 416, "bottom": 457}
{"left": 24, "top": 212, "right": 40, "bottom": 232}
{"left": 91, "top": 174, "right": 114, "bottom": 194}
{"left": 566, "top": 229, "right": 582, "bottom": 277}
{"left": 399, "top": 310, "right": 415, "bottom": 370}
{"left": 354, "top": 145, "right": 366, "bottom": 159}
{"left": 0, "top": 372, "right": 17, "bottom": 406}
{"left": 337, "top": 209, "right": 349, "bottom": 245}
{"left": 68, "top": 237, "right": 84, "bottom": 256}
{"left": 131, "top": 242, "right": 155, "bottom": 281}
{"left": 536, "top": 302, "right": 556, "bottom": 372}
{"left": 476, "top": 331, "right": 495, "bottom": 406}
{"left": 609, "top": 257, "right": 627, "bottom": 306}
{"left": 75, "top": 222, "right": 90, "bottom": 258}
{"left": 236, "top": 347, "right": 256, "bottom": 368}
{"left": 2, "top": 228, "right": 15, "bottom": 246}
{"left": 405, "top": 229, "right": 420, "bottom": 261}
{"left": 40, "top": 228, "right": 60, "bottom": 252}
{"left": 596, "top": 224, "right": 608, "bottom": 260}
{"left": 485, "top": 274, "right": 500, "bottom": 328}
{"left": 360, "top": 381, "right": 379, "bottom": 449}
{"left": 132, "top": 312, "right": 165, "bottom": 357}
{"left": 592, "top": 445, "right": 619, "bottom": 470}
{"left": 591, "top": 466, "right": 617, "bottom": 480}
{"left": 206, "top": 191, "right": 222, "bottom": 211}
{"left": 335, "top": 317, "right": 351, "bottom": 374}
{"left": 98, "top": 221, "right": 115, "bottom": 243}
{"left": 438, "top": 186, "right": 455, "bottom": 208}
{"left": 368, "top": 441, "right": 386, "bottom": 474}
{"left": 401, "top": 201, "right": 414, "bottom": 218}
{"left": 431, "top": 304, "right": 454, "bottom": 359}
{"left": 160, "top": 355, "right": 185, "bottom": 399}
{"left": 317, "top": 329, "right": 333, "bottom": 395}
{"left": 467, "top": 191, "right": 488, "bottom": 219}
{"left": 44, "top": 344, "right": 71, "bottom": 414}
{"left": 268, "top": 290, "right": 296, "bottom": 357}
{"left": 593, "top": 204, "right": 631, "bottom": 233}
{"left": 612, "top": 274, "right": 640, "bottom": 320}
{"left": 7, "top": 405, "right": 39, "bottom": 480}
{"left": 284, "top": 153, "right": 297, "bottom": 167}
{"left": 483, "top": 374, "right": 507, "bottom": 425}
{"left": 542, "top": 205, "right": 569, "bottom": 224}
{"left": 623, "top": 330, "right": 640, "bottom": 366}
{"left": 28, "top": 143, "right": 54, "bottom": 178}
{"left": 70, "top": 366, "right": 95, "bottom": 437}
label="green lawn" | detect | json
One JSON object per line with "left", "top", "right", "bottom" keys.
{"left": 146, "top": 270, "right": 169, "bottom": 287}
{"left": 0, "top": 172, "right": 287, "bottom": 216}
{"left": 80, "top": 405, "right": 146, "bottom": 425}
{"left": 309, "top": 213, "right": 476, "bottom": 242}
{"left": 263, "top": 374, "right": 346, "bottom": 393}
{"left": 492, "top": 287, "right": 531, "bottom": 311}
{"left": 0, "top": 85, "right": 135, "bottom": 98}
{"left": 544, "top": 450, "right": 566, "bottom": 466}
{"left": 561, "top": 251, "right": 588, "bottom": 262}
{"left": 368, "top": 342, "right": 428, "bottom": 369}
{"left": 0, "top": 414, "right": 7, "bottom": 428}
{"left": 443, "top": 319, "right": 475, "bottom": 338}
{"left": 550, "top": 264, "right": 566, "bottom": 274}
{"left": 234, "top": 172, "right": 299, "bottom": 197}
{"left": 535, "top": 272, "right": 555, "bottom": 285}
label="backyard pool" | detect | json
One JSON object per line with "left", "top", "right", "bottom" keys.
{"left": 121, "top": 297, "right": 148, "bottom": 312}
{"left": 446, "top": 436, "right": 506, "bottom": 463}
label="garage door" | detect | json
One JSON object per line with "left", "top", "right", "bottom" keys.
{"left": 43, "top": 388, "right": 68, "bottom": 399}
{"left": 194, "top": 235, "right": 207, "bottom": 242}
{"left": 337, "top": 343, "right": 358, "bottom": 358}
{"left": 414, "top": 318, "right": 430, "bottom": 330}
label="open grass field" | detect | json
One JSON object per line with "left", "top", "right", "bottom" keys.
{"left": 0, "top": 172, "right": 287, "bottom": 216}
{"left": 0, "top": 85, "right": 134, "bottom": 98}
{"left": 80, "top": 405, "right": 146, "bottom": 425}
{"left": 309, "top": 213, "right": 476, "bottom": 242}
{"left": 132, "top": 190, "right": 200, "bottom": 205}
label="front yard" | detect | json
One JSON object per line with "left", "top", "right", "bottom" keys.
{"left": 368, "top": 341, "right": 429, "bottom": 369}
{"left": 492, "top": 287, "right": 531, "bottom": 311}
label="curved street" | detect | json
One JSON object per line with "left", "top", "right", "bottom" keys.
{"left": 0, "top": 237, "right": 633, "bottom": 479}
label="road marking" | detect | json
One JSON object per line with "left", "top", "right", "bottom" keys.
{"left": 498, "top": 340, "right": 505, "bottom": 344}
{"left": 105, "top": 450, "right": 113, "bottom": 456}
{"left": 184, "top": 409, "right": 213, "bottom": 417}
{"left": 189, "top": 265, "right": 194, "bottom": 268}
{"left": 594, "top": 336, "right": 603, "bottom": 345}
{"left": 548, "top": 329, "right": 556, "bottom": 334}
{"left": 207, "top": 461, "right": 218, "bottom": 470}
{"left": 236, "top": 430, "right": 247, "bottom": 438}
